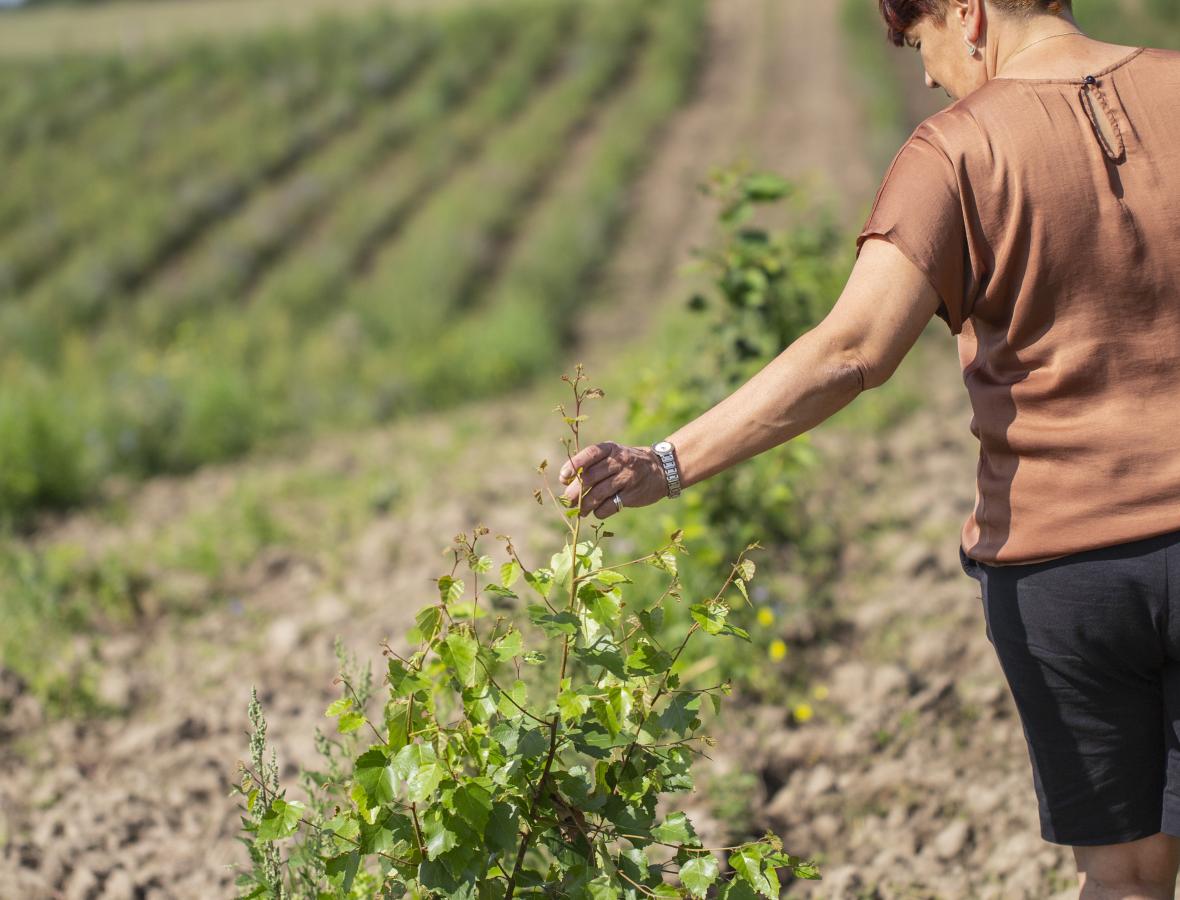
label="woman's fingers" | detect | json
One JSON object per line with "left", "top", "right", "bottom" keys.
{"left": 592, "top": 495, "right": 622, "bottom": 520}
{"left": 560, "top": 447, "right": 620, "bottom": 505}
{"left": 559, "top": 442, "right": 617, "bottom": 485}
{"left": 554, "top": 442, "right": 663, "bottom": 516}
{"left": 579, "top": 476, "right": 625, "bottom": 517}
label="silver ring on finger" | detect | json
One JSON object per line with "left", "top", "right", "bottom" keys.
{"left": 613, "top": 493, "right": 623, "bottom": 512}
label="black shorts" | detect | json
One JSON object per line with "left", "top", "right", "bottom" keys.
{"left": 960, "top": 530, "right": 1180, "bottom": 846}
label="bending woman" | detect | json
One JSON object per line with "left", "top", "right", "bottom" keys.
{"left": 559, "top": 1, "right": 1180, "bottom": 896}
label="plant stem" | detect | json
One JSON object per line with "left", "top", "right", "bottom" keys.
{"left": 505, "top": 715, "right": 560, "bottom": 899}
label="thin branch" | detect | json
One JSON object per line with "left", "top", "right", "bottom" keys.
{"left": 505, "top": 716, "right": 561, "bottom": 898}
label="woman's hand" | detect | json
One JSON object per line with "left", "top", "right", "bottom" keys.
{"left": 557, "top": 442, "right": 668, "bottom": 519}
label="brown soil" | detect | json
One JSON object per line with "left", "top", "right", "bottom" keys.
{"left": 0, "top": 1, "right": 1079, "bottom": 898}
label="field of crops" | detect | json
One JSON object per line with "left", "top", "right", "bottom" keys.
{"left": 0, "top": 0, "right": 707, "bottom": 523}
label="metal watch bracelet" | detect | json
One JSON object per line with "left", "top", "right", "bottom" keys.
{"left": 651, "top": 440, "right": 682, "bottom": 499}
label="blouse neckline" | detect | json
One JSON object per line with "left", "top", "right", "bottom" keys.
{"left": 991, "top": 46, "right": 1146, "bottom": 84}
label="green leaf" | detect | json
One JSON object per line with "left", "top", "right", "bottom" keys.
{"left": 590, "top": 569, "right": 628, "bottom": 587}
{"left": 350, "top": 781, "right": 376, "bottom": 825}
{"left": 409, "top": 606, "right": 443, "bottom": 644}
{"left": 625, "top": 641, "right": 673, "bottom": 676}
{"left": 523, "top": 566, "right": 553, "bottom": 600}
{"left": 496, "top": 680, "right": 533, "bottom": 719}
{"left": 638, "top": 608, "right": 664, "bottom": 637}
{"left": 593, "top": 698, "right": 621, "bottom": 738}
{"left": 690, "top": 603, "right": 727, "bottom": 636}
{"left": 471, "top": 555, "right": 493, "bottom": 574}
{"left": 737, "top": 559, "right": 756, "bottom": 582}
{"left": 449, "top": 602, "right": 488, "bottom": 621}
{"left": 743, "top": 173, "right": 791, "bottom": 202}
{"left": 439, "top": 632, "right": 480, "bottom": 686}
{"left": 451, "top": 781, "right": 493, "bottom": 833}
{"left": 325, "top": 697, "right": 353, "bottom": 717}
{"left": 763, "top": 850, "right": 820, "bottom": 879}
{"left": 257, "top": 798, "right": 305, "bottom": 841}
{"left": 490, "top": 722, "right": 519, "bottom": 756}
{"left": 391, "top": 743, "right": 445, "bottom": 803}
{"left": 729, "top": 845, "right": 778, "bottom": 898}
{"left": 558, "top": 689, "right": 592, "bottom": 723}
{"left": 648, "top": 550, "right": 678, "bottom": 576}
{"left": 550, "top": 546, "right": 576, "bottom": 589}
{"left": 517, "top": 727, "right": 549, "bottom": 759}
{"left": 679, "top": 854, "right": 719, "bottom": 897}
{"left": 792, "top": 862, "right": 821, "bottom": 880}
{"left": 423, "top": 812, "right": 458, "bottom": 860}
{"left": 355, "top": 748, "right": 395, "bottom": 805}
{"left": 501, "top": 560, "right": 521, "bottom": 588}
{"left": 722, "top": 623, "right": 751, "bottom": 642}
{"left": 585, "top": 876, "right": 619, "bottom": 900}
{"left": 324, "top": 850, "right": 360, "bottom": 892}
{"left": 492, "top": 630, "right": 523, "bottom": 662}
{"left": 656, "top": 693, "right": 702, "bottom": 737}
{"left": 528, "top": 604, "right": 579, "bottom": 638}
{"left": 438, "top": 576, "right": 465, "bottom": 605}
{"left": 651, "top": 811, "right": 696, "bottom": 846}
{"left": 323, "top": 813, "right": 360, "bottom": 852}
{"left": 717, "top": 882, "right": 759, "bottom": 900}
{"left": 484, "top": 583, "right": 519, "bottom": 609}
{"left": 581, "top": 587, "right": 622, "bottom": 632}
{"left": 733, "top": 578, "right": 750, "bottom": 604}
{"left": 387, "top": 658, "right": 431, "bottom": 697}
{"left": 575, "top": 644, "right": 627, "bottom": 680}
{"left": 337, "top": 711, "right": 365, "bottom": 734}
{"left": 486, "top": 802, "right": 519, "bottom": 854}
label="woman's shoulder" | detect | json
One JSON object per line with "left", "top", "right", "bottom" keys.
{"left": 909, "top": 44, "right": 1178, "bottom": 157}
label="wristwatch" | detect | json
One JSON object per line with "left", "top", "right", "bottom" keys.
{"left": 651, "top": 440, "right": 682, "bottom": 499}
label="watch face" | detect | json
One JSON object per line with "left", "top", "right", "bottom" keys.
{"left": 653, "top": 441, "right": 673, "bottom": 454}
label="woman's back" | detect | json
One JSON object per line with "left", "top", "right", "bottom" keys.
{"left": 858, "top": 44, "right": 1180, "bottom": 565}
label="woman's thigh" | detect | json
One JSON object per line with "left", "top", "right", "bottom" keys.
{"left": 960, "top": 535, "right": 1176, "bottom": 846}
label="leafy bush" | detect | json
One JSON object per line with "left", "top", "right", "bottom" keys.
{"left": 237, "top": 371, "right": 819, "bottom": 898}
{"left": 622, "top": 169, "right": 849, "bottom": 697}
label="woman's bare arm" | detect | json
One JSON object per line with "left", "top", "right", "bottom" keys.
{"left": 559, "top": 238, "right": 945, "bottom": 516}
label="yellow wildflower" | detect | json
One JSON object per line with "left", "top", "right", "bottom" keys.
{"left": 793, "top": 703, "right": 814, "bottom": 723}
{"left": 812, "top": 684, "right": 829, "bottom": 701}
{"left": 768, "top": 639, "right": 788, "bottom": 662}
{"left": 756, "top": 607, "right": 775, "bottom": 627}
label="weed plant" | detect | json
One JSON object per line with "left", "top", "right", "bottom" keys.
{"left": 623, "top": 169, "right": 848, "bottom": 701}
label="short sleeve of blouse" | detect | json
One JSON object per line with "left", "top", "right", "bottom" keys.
{"left": 856, "top": 127, "right": 970, "bottom": 335}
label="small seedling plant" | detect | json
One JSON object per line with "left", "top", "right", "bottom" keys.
{"left": 237, "top": 369, "right": 819, "bottom": 898}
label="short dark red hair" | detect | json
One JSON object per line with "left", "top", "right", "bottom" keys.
{"left": 878, "top": 0, "right": 1074, "bottom": 47}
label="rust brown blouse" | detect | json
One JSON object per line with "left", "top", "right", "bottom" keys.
{"left": 856, "top": 47, "right": 1180, "bottom": 565}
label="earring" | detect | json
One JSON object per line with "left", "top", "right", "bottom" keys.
{"left": 965, "top": 40, "right": 978, "bottom": 57}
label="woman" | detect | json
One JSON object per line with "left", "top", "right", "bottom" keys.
{"left": 559, "top": 0, "right": 1180, "bottom": 896}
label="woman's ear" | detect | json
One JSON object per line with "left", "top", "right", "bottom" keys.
{"left": 959, "top": 0, "right": 986, "bottom": 46}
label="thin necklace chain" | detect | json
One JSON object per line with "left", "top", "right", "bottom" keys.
{"left": 997, "top": 29, "right": 1085, "bottom": 76}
